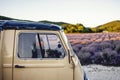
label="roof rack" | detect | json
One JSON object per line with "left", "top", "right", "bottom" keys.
{"left": 0, "top": 20, "right": 8, "bottom": 30}
{"left": 0, "top": 20, "right": 62, "bottom": 30}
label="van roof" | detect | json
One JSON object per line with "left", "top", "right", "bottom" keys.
{"left": 0, "top": 20, "right": 62, "bottom": 30}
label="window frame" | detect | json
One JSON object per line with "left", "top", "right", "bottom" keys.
{"left": 17, "top": 31, "right": 66, "bottom": 60}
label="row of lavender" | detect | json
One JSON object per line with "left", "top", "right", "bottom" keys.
{"left": 67, "top": 33, "right": 120, "bottom": 66}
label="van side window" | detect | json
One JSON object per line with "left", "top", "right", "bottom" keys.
{"left": 18, "top": 33, "right": 65, "bottom": 59}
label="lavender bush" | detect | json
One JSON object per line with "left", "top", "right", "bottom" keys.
{"left": 67, "top": 33, "right": 120, "bottom": 66}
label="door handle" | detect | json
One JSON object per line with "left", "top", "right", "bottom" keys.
{"left": 15, "top": 65, "right": 25, "bottom": 68}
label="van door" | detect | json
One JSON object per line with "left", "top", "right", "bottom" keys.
{"left": 72, "top": 55, "right": 84, "bottom": 80}
{"left": 13, "top": 30, "right": 73, "bottom": 80}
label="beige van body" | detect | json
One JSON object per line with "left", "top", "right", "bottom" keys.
{"left": 0, "top": 20, "right": 86, "bottom": 80}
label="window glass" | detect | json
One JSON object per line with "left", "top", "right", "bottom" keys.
{"left": 18, "top": 33, "right": 65, "bottom": 58}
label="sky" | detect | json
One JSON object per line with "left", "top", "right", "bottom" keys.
{"left": 0, "top": 0, "right": 120, "bottom": 27}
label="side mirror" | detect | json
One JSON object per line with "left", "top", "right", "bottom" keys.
{"left": 68, "top": 49, "right": 76, "bottom": 64}
{"left": 68, "top": 49, "right": 71, "bottom": 64}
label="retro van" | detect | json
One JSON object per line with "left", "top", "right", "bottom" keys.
{"left": 0, "top": 20, "right": 88, "bottom": 80}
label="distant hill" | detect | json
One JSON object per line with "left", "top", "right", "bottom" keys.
{"left": 39, "top": 20, "right": 70, "bottom": 26}
{"left": 0, "top": 15, "right": 120, "bottom": 33}
{"left": 0, "top": 15, "right": 33, "bottom": 22}
{"left": 92, "top": 20, "right": 120, "bottom": 32}
{"left": 0, "top": 15, "right": 15, "bottom": 20}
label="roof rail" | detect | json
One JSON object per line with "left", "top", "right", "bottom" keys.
{"left": 0, "top": 20, "right": 62, "bottom": 30}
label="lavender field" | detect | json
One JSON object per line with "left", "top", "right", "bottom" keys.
{"left": 67, "top": 33, "right": 120, "bottom": 80}
{"left": 67, "top": 33, "right": 120, "bottom": 66}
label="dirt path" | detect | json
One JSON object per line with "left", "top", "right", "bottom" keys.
{"left": 82, "top": 65, "right": 120, "bottom": 80}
